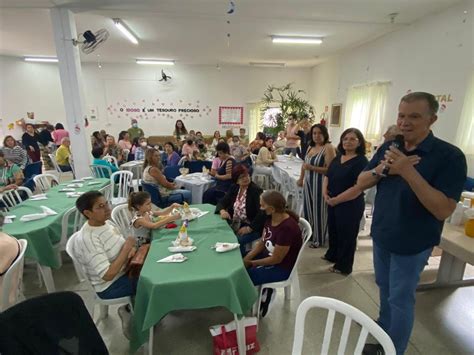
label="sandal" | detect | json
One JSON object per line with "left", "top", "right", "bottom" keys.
{"left": 308, "top": 242, "right": 320, "bottom": 249}
{"left": 329, "top": 267, "right": 350, "bottom": 276}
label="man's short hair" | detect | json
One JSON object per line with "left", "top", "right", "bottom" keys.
{"left": 76, "top": 191, "right": 103, "bottom": 219}
{"left": 400, "top": 92, "right": 439, "bottom": 116}
{"left": 61, "top": 137, "right": 70, "bottom": 144}
{"left": 91, "top": 147, "right": 104, "bottom": 159}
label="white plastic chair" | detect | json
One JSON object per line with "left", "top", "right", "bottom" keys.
{"left": 251, "top": 154, "right": 272, "bottom": 189}
{"left": 281, "top": 171, "right": 304, "bottom": 215}
{"left": 254, "top": 218, "right": 312, "bottom": 319}
{"left": 110, "top": 170, "right": 133, "bottom": 206}
{"left": 33, "top": 173, "right": 59, "bottom": 193}
{"left": 111, "top": 203, "right": 133, "bottom": 237}
{"left": 65, "top": 232, "right": 132, "bottom": 324}
{"left": 130, "top": 164, "right": 143, "bottom": 192}
{"left": 1, "top": 239, "right": 27, "bottom": 311}
{"left": 90, "top": 164, "right": 112, "bottom": 179}
{"left": 55, "top": 206, "right": 86, "bottom": 282}
{"left": 103, "top": 154, "right": 119, "bottom": 168}
{"left": 48, "top": 153, "right": 73, "bottom": 180}
{"left": 0, "top": 187, "right": 33, "bottom": 210}
{"left": 292, "top": 296, "right": 396, "bottom": 355}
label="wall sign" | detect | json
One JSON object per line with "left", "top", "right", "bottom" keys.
{"left": 219, "top": 106, "right": 243, "bottom": 125}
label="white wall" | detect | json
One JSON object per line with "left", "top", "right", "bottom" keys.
{"left": 309, "top": 0, "right": 473, "bottom": 148}
{"left": 0, "top": 56, "right": 311, "bottom": 140}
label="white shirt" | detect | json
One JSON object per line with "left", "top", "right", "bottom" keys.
{"left": 71, "top": 220, "right": 125, "bottom": 292}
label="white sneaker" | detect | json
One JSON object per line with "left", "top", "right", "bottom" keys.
{"left": 117, "top": 304, "right": 132, "bottom": 339}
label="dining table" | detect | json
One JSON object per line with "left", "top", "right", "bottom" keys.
{"left": 174, "top": 172, "right": 216, "bottom": 204}
{"left": 3, "top": 178, "right": 111, "bottom": 293}
{"left": 131, "top": 204, "right": 258, "bottom": 354}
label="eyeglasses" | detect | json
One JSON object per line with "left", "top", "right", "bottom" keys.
{"left": 93, "top": 201, "right": 110, "bottom": 210}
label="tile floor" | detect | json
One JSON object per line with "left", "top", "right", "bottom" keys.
{"left": 22, "top": 227, "right": 474, "bottom": 355}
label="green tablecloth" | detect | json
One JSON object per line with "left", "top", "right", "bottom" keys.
{"left": 3, "top": 178, "right": 110, "bottom": 268}
{"left": 131, "top": 204, "right": 258, "bottom": 352}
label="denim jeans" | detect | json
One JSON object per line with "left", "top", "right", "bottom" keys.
{"left": 96, "top": 274, "right": 137, "bottom": 300}
{"left": 168, "top": 189, "right": 192, "bottom": 204}
{"left": 244, "top": 252, "right": 291, "bottom": 286}
{"left": 373, "top": 242, "right": 432, "bottom": 355}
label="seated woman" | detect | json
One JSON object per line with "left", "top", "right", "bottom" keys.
{"left": 181, "top": 139, "right": 199, "bottom": 157}
{"left": 55, "top": 137, "right": 73, "bottom": 172}
{"left": 0, "top": 214, "right": 21, "bottom": 309}
{"left": 248, "top": 132, "right": 265, "bottom": 154}
{"left": 2, "top": 136, "right": 28, "bottom": 169}
{"left": 216, "top": 165, "right": 266, "bottom": 255}
{"left": 203, "top": 142, "right": 236, "bottom": 205}
{"left": 72, "top": 191, "right": 136, "bottom": 338}
{"left": 133, "top": 137, "right": 148, "bottom": 161}
{"left": 0, "top": 151, "right": 24, "bottom": 193}
{"left": 142, "top": 149, "right": 192, "bottom": 203}
{"left": 243, "top": 190, "right": 302, "bottom": 317}
{"left": 128, "top": 192, "right": 181, "bottom": 247}
{"left": 164, "top": 142, "right": 180, "bottom": 166}
{"left": 254, "top": 136, "right": 277, "bottom": 177}
{"left": 103, "top": 135, "right": 124, "bottom": 165}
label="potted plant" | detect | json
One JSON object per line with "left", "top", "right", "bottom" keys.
{"left": 261, "top": 83, "right": 314, "bottom": 135}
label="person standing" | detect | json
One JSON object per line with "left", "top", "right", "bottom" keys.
{"left": 21, "top": 123, "right": 41, "bottom": 163}
{"left": 322, "top": 128, "right": 368, "bottom": 275}
{"left": 127, "top": 119, "right": 145, "bottom": 142}
{"left": 52, "top": 123, "right": 70, "bottom": 146}
{"left": 296, "top": 115, "right": 312, "bottom": 159}
{"left": 284, "top": 113, "right": 300, "bottom": 155}
{"left": 356, "top": 92, "right": 467, "bottom": 355}
{"left": 297, "top": 124, "right": 336, "bottom": 248}
{"left": 173, "top": 120, "right": 188, "bottom": 143}
{"left": 37, "top": 124, "right": 55, "bottom": 170}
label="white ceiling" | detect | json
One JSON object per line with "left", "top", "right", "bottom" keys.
{"left": 0, "top": 0, "right": 464, "bottom": 67}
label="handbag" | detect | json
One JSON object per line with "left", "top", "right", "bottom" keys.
{"left": 127, "top": 243, "right": 150, "bottom": 278}
{"left": 209, "top": 317, "right": 260, "bottom": 355}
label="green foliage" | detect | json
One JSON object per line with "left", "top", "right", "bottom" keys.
{"left": 261, "top": 83, "right": 314, "bottom": 135}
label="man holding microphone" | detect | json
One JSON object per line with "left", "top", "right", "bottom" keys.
{"left": 356, "top": 92, "right": 467, "bottom": 354}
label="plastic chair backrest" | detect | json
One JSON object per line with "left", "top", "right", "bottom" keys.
{"left": 0, "top": 187, "right": 33, "bottom": 210}
{"left": 287, "top": 218, "right": 312, "bottom": 281}
{"left": 1, "top": 239, "right": 28, "bottom": 311}
{"left": 110, "top": 171, "right": 133, "bottom": 200}
{"left": 59, "top": 207, "right": 85, "bottom": 249}
{"left": 103, "top": 155, "right": 118, "bottom": 168}
{"left": 250, "top": 154, "right": 257, "bottom": 164}
{"left": 164, "top": 165, "right": 181, "bottom": 180}
{"left": 292, "top": 296, "right": 396, "bottom": 355}
{"left": 90, "top": 164, "right": 112, "bottom": 179}
{"left": 184, "top": 160, "right": 212, "bottom": 173}
{"left": 111, "top": 204, "right": 133, "bottom": 237}
{"left": 141, "top": 181, "right": 164, "bottom": 208}
{"left": 33, "top": 173, "right": 59, "bottom": 193}
{"left": 48, "top": 153, "right": 62, "bottom": 174}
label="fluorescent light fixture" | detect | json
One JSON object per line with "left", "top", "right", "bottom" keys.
{"left": 24, "top": 56, "right": 58, "bottom": 63}
{"left": 113, "top": 18, "right": 139, "bottom": 44}
{"left": 272, "top": 36, "right": 323, "bottom": 44}
{"left": 249, "top": 62, "right": 285, "bottom": 67}
{"left": 136, "top": 59, "right": 175, "bottom": 65}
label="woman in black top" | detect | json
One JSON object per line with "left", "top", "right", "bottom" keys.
{"left": 322, "top": 128, "right": 368, "bottom": 275}
{"left": 37, "top": 125, "right": 55, "bottom": 170}
{"left": 215, "top": 165, "right": 266, "bottom": 255}
{"left": 22, "top": 123, "right": 41, "bottom": 162}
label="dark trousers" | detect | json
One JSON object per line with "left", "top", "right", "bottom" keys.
{"left": 324, "top": 197, "right": 365, "bottom": 274}
{"left": 202, "top": 187, "right": 226, "bottom": 205}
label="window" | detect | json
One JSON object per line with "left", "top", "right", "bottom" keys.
{"left": 345, "top": 82, "right": 390, "bottom": 140}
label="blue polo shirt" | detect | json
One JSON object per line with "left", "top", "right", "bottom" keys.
{"left": 366, "top": 132, "right": 467, "bottom": 255}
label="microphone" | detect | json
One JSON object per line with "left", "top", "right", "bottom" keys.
{"left": 381, "top": 134, "right": 405, "bottom": 176}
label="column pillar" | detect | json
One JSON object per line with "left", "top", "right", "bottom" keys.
{"left": 50, "top": 8, "right": 90, "bottom": 178}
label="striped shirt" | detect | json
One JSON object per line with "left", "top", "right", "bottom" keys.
{"left": 2, "top": 146, "right": 28, "bottom": 169}
{"left": 71, "top": 221, "right": 126, "bottom": 292}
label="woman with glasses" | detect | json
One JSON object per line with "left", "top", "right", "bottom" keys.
{"left": 216, "top": 165, "right": 266, "bottom": 255}
{"left": 322, "top": 128, "right": 368, "bottom": 275}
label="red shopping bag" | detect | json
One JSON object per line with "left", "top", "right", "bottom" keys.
{"left": 209, "top": 317, "right": 260, "bottom": 355}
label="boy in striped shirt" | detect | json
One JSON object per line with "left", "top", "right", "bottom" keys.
{"left": 73, "top": 191, "right": 136, "bottom": 338}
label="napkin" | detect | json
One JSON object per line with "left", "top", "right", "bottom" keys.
{"left": 67, "top": 183, "right": 83, "bottom": 188}
{"left": 59, "top": 188, "right": 76, "bottom": 192}
{"left": 20, "top": 206, "right": 58, "bottom": 222}
{"left": 168, "top": 246, "right": 197, "bottom": 253}
{"left": 4, "top": 215, "right": 16, "bottom": 224}
{"left": 82, "top": 177, "right": 94, "bottom": 180}
{"left": 66, "top": 192, "right": 84, "bottom": 198}
{"left": 30, "top": 194, "right": 48, "bottom": 200}
{"left": 87, "top": 181, "right": 102, "bottom": 185}
{"left": 157, "top": 253, "right": 187, "bottom": 263}
{"left": 214, "top": 242, "right": 240, "bottom": 253}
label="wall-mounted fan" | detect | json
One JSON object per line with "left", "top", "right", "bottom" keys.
{"left": 72, "top": 29, "right": 109, "bottom": 55}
